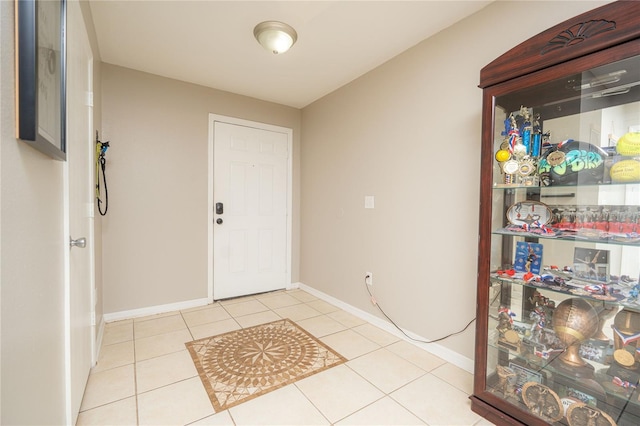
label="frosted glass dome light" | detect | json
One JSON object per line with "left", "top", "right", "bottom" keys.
{"left": 253, "top": 21, "right": 298, "bottom": 54}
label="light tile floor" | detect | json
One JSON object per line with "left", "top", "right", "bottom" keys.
{"left": 77, "top": 289, "right": 493, "bottom": 426}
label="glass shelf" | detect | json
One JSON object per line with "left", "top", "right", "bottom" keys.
{"left": 492, "top": 229, "right": 640, "bottom": 247}
{"left": 490, "top": 275, "right": 640, "bottom": 314}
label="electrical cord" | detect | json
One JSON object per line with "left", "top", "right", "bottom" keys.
{"left": 97, "top": 154, "right": 108, "bottom": 216}
{"left": 364, "top": 277, "right": 476, "bottom": 344}
{"left": 96, "top": 133, "right": 109, "bottom": 216}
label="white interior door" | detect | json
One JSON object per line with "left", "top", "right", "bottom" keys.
{"left": 211, "top": 119, "right": 291, "bottom": 300}
{"left": 65, "top": 1, "right": 95, "bottom": 423}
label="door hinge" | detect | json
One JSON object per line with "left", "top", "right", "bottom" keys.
{"left": 90, "top": 312, "right": 96, "bottom": 326}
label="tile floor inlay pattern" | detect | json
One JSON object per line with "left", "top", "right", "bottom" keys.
{"left": 186, "top": 318, "right": 346, "bottom": 411}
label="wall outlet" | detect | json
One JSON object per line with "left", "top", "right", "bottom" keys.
{"left": 365, "top": 272, "right": 373, "bottom": 286}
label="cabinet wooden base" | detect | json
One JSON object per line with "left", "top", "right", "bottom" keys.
{"left": 470, "top": 395, "right": 526, "bottom": 426}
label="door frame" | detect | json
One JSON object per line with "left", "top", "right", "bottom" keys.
{"left": 207, "top": 114, "right": 293, "bottom": 301}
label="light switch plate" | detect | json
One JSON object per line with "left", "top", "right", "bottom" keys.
{"left": 364, "top": 196, "right": 375, "bottom": 209}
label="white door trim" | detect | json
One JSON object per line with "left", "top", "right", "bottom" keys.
{"left": 63, "top": 130, "right": 71, "bottom": 425}
{"left": 207, "top": 114, "right": 292, "bottom": 301}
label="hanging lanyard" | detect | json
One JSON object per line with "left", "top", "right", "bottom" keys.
{"left": 96, "top": 132, "right": 109, "bottom": 216}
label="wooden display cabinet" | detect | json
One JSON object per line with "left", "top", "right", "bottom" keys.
{"left": 471, "top": 2, "right": 640, "bottom": 425}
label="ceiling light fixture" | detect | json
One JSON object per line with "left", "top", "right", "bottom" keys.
{"left": 253, "top": 21, "right": 298, "bottom": 55}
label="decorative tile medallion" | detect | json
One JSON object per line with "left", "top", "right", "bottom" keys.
{"left": 186, "top": 318, "right": 346, "bottom": 411}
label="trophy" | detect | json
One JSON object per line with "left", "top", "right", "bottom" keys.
{"left": 552, "top": 298, "right": 599, "bottom": 376}
{"left": 612, "top": 309, "right": 640, "bottom": 356}
{"left": 496, "top": 306, "right": 520, "bottom": 352}
{"left": 566, "top": 403, "right": 617, "bottom": 426}
{"left": 521, "top": 382, "right": 563, "bottom": 423}
{"left": 495, "top": 365, "right": 516, "bottom": 398}
{"left": 606, "top": 309, "right": 640, "bottom": 384}
{"left": 552, "top": 298, "right": 608, "bottom": 407}
{"left": 588, "top": 301, "right": 617, "bottom": 342}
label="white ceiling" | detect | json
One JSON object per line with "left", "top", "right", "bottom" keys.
{"left": 89, "top": 1, "right": 492, "bottom": 108}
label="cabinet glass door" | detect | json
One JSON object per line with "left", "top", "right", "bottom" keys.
{"left": 485, "top": 53, "right": 640, "bottom": 425}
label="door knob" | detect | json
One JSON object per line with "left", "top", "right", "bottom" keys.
{"left": 70, "top": 237, "right": 87, "bottom": 249}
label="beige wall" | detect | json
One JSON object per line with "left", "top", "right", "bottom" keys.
{"left": 0, "top": 1, "right": 613, "bottom": 421}
{"left": 300, "top": 0, "right": 610, "bottom": 360}
{"left": 1, "top": 1, "right": 102, "bottom": 422}
{"left": 100, "top": 65, "right": 301, "bottom": 314}
{"left": 1, "top": 1, "right": 66, "bottom": 423}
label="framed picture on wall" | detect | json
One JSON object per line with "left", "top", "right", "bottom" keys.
{"left": 16, "top": 0, "right": 67, "bottom": 160}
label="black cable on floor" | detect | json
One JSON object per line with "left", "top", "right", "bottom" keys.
{"left": 364, "top": 278, "right": 475, "bottom": 344}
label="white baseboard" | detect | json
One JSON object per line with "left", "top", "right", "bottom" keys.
{"left": 103, "top": 297, "right": 211, "bottom": 323}
{"left": 99, "top": 284, "right": 473, "bottom": 373}
{"left": 298, "top": 282, "right": 474, "bottom": 374}
{"left": 102, "top": 283, "right": 302, "bottom": 323}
